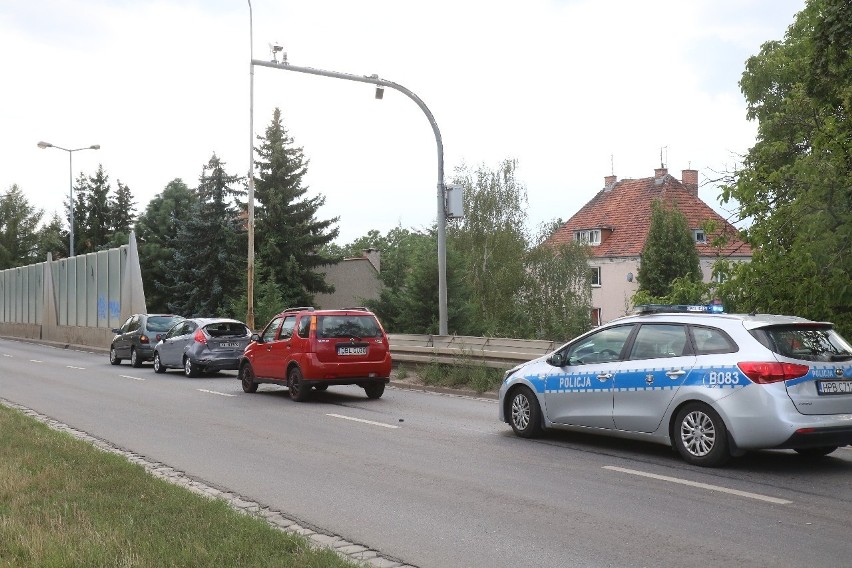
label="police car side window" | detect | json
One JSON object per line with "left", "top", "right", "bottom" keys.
{"left": 567, "top": 324, "right": 634, "bottom": 365}
{"left": 629, "top": 324, "right": 688, "bottom": 360}
{"left": 690, "top": 326, "right": 737, "bottom": 355}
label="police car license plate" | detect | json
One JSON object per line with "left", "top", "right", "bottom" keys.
{"left": 816, "top": 380, "right": 852, "bottom": 395}
{"left": 337, "top": 346, "right": 367, "bottom": 356}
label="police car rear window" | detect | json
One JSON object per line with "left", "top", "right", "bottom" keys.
{"left": 751, "top": 325, "right": 852, "bottom": 362}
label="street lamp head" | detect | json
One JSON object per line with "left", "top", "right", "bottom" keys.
{"left": 37, "top": 141, "right": 53, "bottom": 149}
{"left": 90, "top": 144, "right": 101, "bottom": 150}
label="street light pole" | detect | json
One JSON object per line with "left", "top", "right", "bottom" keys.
{"left": 246, "top": 0, "right": 256, "bottom": 330}
{"left": 37, "top": 141, "right": 100, "bottom": 257}
{"left": 252, "top": 58, "right": 450, "bottom": 335}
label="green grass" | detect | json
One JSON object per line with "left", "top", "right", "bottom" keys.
{"left": 0, "top": 405, "right": 358, "bottom": 568}
{"left": 418, "top": 359, "right": 505, "bottom": 393}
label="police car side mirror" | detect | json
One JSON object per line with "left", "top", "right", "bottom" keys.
{"left": 547, "top": 352, "right": 566, "bottom": 367}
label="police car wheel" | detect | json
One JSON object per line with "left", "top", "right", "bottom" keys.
{"left": 793, "top": 446, "right": 838, "bottom": 458}
{"left": 509, "top": 386, "right": 543, "bottom": 438}
{"left": 673, "top": 403, "right": 730, "bottom": 467}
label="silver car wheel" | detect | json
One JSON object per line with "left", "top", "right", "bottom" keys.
{"left": 680, "top": 410, "right": 716, "bottom": 457}
{"left": 511, "top": 392, "right": 531, "bottom": 431}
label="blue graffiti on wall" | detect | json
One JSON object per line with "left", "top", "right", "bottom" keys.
{"left": 98, "top": 296, "right": 121, "bottom": 322}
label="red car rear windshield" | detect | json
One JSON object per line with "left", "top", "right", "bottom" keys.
{"left": 317, "top": 315, "right": 382, "bottom": 339}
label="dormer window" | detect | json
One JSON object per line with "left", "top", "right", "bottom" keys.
{"left": 692, "top": 229, "right": 706, "bottom": 244}
{"left": 574, "top": 229, "right": 602, "bottom": 246}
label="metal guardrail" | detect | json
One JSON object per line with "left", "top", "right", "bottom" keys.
{"left": 388, "top": 334, "right": 559, "bottom": 369}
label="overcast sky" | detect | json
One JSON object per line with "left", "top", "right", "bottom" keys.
{"left": 1, "top": 0, "right": 804, "bottom": 245}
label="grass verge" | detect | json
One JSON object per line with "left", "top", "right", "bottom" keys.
{"left": 414, "top": 357, "right": 506, "bottom": 393}
{"left": 0, "top": 404, "right": 357, "bottom": 568}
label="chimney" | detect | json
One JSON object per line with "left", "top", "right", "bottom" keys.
{"left": 681, "top": 169, "right": 699, "bottom": 195}
{"left": 654, "top": 167, "right": 668, "bottom": 179}
{"left": 363, "top": 248, "right": 380, "bottom": 273}
{"left": 604, "top": 175, "right": 617, "bottom": 191}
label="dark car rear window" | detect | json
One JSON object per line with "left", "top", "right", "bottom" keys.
{"left": 317, "top": 315, "right": 381, "bottom": 339}
{"left": 205, "top": 322, "right": 250, "bottom": 337}
{"left": 750, "top": 324, "right": 852, "bottom": 362}
{"left": 147, "top": 316, "right": 184, "bottom": 333}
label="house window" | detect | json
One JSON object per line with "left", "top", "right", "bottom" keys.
{"left": 693, "top": 229, "right": 706, "bottom": 244}
{"left": 574, "top": 229, "right": 601, "bottom": 245}
{"left": 590, "top": 266, "right": 601, "bottom": 287}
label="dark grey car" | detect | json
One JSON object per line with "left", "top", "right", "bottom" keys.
{"left": 110, "top": 314, "right": 185, "bottom": 368}
{"left": 152, "top": 318, "right": 252, "bottom": 377}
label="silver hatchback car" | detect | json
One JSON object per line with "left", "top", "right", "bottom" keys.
{"left": 499, "top": 305, "right": 852, "bottom": 466}
{"left": 153, "top": 318, "right": 252, "bottom": 377}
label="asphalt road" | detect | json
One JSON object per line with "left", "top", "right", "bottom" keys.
{"left": 2, "top": 337, "right": 852, "bottom": 567}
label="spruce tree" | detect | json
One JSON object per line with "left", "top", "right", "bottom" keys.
{"left": 159, "top": 155, "right": 245, "bottom": 317}
{"left": 637, "top": 199, "right": 702, "bottom": 298}
{"left": 0, "top": 185, "right": 44, "bottom": 268}
{"left": 136, "top": 179, "right": 198, "bottom": 312}
{"left": 254, "top": 108, "right": 339, "bottom": 307}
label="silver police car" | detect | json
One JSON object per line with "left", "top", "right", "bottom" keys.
{"left": 499, "top": 305, "right": 852, "bottom": 466}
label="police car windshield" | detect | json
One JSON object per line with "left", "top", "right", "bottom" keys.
{"left": 753, "top": 325, "right": 852, "bottom": 362}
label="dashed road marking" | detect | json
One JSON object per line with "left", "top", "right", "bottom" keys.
{"left": 119, "top": 375, "right": 146, "bottom": 381}
{"left": 66, "top": 365, "right": 86, "bottom": 370}
{"left": 603, "top": 465, "right": 792, "bottom": 504}
{"left": 326, "top": 413, "right": 399, "bottom": 429}
{"left": 30, "top": 359, "right": 43, "bottom": 363}
{"left": 197, "top": 389, "right": 235, "bottom": 397}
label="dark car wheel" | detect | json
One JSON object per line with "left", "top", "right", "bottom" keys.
{"left": 794, "top": 446, "right": 838, "bottom": 458}
{"left": 673, "top": 403, "right": 731, "bottom": 467}
{"left": 313, "top": 384, "right": 329, "bottom": 391}
{"left": 109, "top": 346, "right": 122, "bottom": 365}
{"left": 130, "top": 347, "right": 142, "bottom": 368}
{"left": 287, "top": 367, "right": 310, "bottom": 402}
{"left": 240, "top": 363, "right": 258, "bottom": 393}
{"left": 153, "top": 352, "right": 166, "bottom": 374}
{"left": 364, "top": 383, "right": 385, "bottom": 399}
{"left": 509, "top": 386, "right": 544, "bottom": 438}
{"left": 184, "top": 357, "right": 199, "bottom": 378}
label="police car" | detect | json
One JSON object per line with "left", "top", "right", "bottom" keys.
{"left": 498, "top": 305, "right": 852, "bottom": 466}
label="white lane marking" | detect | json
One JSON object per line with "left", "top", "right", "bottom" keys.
{"left": 197, "top": 389, "right": 235, "bottom": 397}
{"left": 603, "top": 466, "right": 792, "bottom": 504}
{"left": 3, "top": 354, "right": 12, "bottom": 357}
{"left": 66, "top": 365, "right": 86, "bottom": 370}
{"left": 119, "top": 375, "right": 146, "bottom": 381}
{"left": 326, "top": 413, "right": 400, "bottom": 429}
{"left": 30, "top": 359, "right": 43, "bottom": 363}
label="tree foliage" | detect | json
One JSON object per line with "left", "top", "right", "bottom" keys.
{"left": 0, "top": 185, "right": 44, "bottom": 269}
{"left": 253, "top": 108, "right": 339, "bottom": 308}
{"left": 135, "top": 179, "right": 198, "bottom": 313}
{"left": 637, "top": 199, "right": 702, "bottom": 298}
{"left": 720, "top": 0, "right": 852, "bottom": 336}
{"left": 158, "top": 155, "right": 245, "bottom": 317}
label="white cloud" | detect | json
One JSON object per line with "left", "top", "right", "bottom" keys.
{"left": 0, "top": 0, "right": 803, "bottom": 243}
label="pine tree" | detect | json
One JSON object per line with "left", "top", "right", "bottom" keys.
{"left": 80, "top": 165, "right": 112, "bottom": 253}
{"left": 159, "top": 155, "right": 246, "bottom": 317}
{"left": 254, "top": 108, "right": 339, "bottom": 307}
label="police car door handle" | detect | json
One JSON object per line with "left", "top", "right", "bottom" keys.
{"left": 665, "top": 369, "right": 686, "bottom": 378}
{"left": 597, "top": 373, "right": 612, "bottom": 382}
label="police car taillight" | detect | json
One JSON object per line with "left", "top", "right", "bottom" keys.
{"left": 737, "top": 362, "right": 809, "bottom": 384}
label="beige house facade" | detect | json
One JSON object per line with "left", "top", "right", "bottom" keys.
{"left": 547, "top": 167, "right": 752, "bottom": 325}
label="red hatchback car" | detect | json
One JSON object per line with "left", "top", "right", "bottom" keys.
{"left": 239, "top": 307, "right": 392, "bottom": 401}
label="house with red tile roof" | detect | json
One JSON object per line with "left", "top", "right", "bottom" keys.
{"left": 546, "top": 167, "right": 752, "bottom": 324}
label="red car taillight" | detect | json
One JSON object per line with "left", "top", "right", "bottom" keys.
{"left": 737, "top": 362, "right": 810, "bottom": 384}
{"left": 139, "top": 335, "right": 150, "bottom": 344}
{"left": 193, "top": 329, "right": 207, "bottom": 344}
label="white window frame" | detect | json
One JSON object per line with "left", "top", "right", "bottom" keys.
{"left": 590, "top": 266, "right": 601, "bottom": 287}
{"left": 575, "top": 229, "right": 602, "bottom": 246}
{"left": 692, "top": 229, "right": 706, "bottom": 244}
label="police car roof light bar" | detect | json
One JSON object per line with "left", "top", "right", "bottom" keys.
{"left": 634, "top": 303, "right": 725, "bottom": 315}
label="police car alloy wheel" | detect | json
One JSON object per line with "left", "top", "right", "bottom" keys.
{"left": 673, "top": 403, "right": 730, "bottom": 467}
{"left": 510, "top": 386, "right": 543, "bottom": 438}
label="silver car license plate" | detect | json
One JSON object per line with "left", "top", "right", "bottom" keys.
{"left": 816, "top": 380, "right": 852, "bottom": 395}
{"left": 219, "top": 342, "right": 241, "bottom": 348}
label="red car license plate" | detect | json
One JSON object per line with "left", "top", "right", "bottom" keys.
{"left": 337, "top": 346, "right": 367, "bottom": 356}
